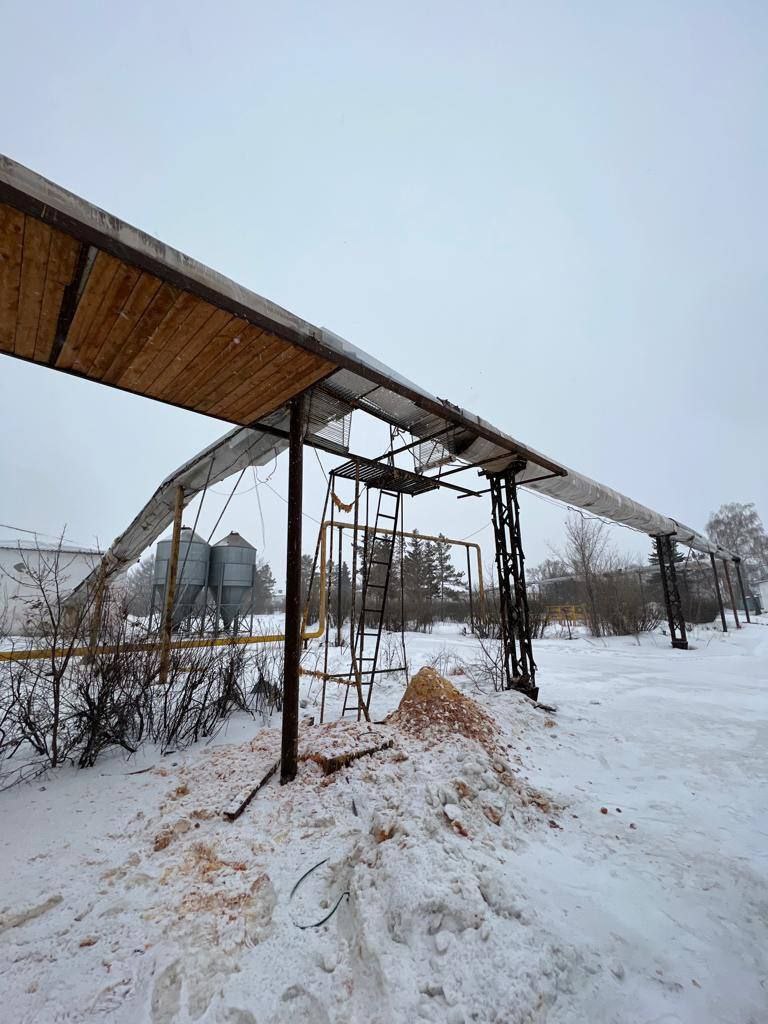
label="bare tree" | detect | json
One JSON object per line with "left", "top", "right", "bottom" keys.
{"left": 559, "top": 514, "right": 611, "bottom": 636}
{"left": 706, "top": 502, "right": 768, "bottom": 584}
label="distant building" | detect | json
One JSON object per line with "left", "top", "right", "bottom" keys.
{"left": 756, "top": 578, "right": 768, "bottom": 615}
{"left": 0, "top": 539, "right": 102, "bottom": 635}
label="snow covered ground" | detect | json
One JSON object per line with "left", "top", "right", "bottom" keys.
{"left": 1, "top": 618, "right": 767, "bottom": 1023}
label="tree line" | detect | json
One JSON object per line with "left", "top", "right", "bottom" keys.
{"left": 530, "top": 501, "right": 767, "bottom": 638}
{"left": 302, "top": 530, "right": 472, "bottom": 633}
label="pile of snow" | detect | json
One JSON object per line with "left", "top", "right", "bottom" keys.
{"left": 1, "top": 621, "right": 767, "bottom": 1022}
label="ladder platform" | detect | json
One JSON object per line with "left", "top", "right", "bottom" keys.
{"left": 332, "top": 456, "right": 440, "bottom": 496}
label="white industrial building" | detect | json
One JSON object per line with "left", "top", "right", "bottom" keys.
{"left": 0, "top": 539, "right": 102, "bottom": 635}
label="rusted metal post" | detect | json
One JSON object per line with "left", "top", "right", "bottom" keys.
{"left": 281, "top": 393, "right": 306, "bottom": 784}
{"left": 722, "top": 560, "right": 741, "bottom": 630}
{"left": 734, "top": 559, "right": 751, "bottom": 623}
{"left": 336, "top": 524, "right": 343, "bottom": 647}
{"left": 159, "top": 485, "right": 184, "bottom": 685}
{"left": 466, "top": 544, "right": 475, "bottom": 633}
{"left": 710, "top": 554, "right": 727, "bottom": 632}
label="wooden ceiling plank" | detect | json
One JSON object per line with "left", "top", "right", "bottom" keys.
{"left": 87, "top": 271, "right": 164, "bottom": 378}
{"left": 119, "top": 291, "right": 213, "bottom": 391}
{"left": 14, "top": 216, "right": 51, "bottom": 360}
{"left": 233, "top": 361, "right": 333, "bottom": 424}
{"left": 184, "top": 329, "right": 287, "bottom": 411}
{"left": 71, "top": 261, "right": 143, "bottom": 376}
{"left": 202, "top": 345, "right": 312, "bottom": 420}
{"left": 32, "top": 230, "right": 80, "bottom": 362}
{"left": 0, "top": 205, "right": 25, "bottom": 353}
{"left": 141, "top": 306, "right": 235, "bottom": 403}
{"left": 56, "top": 251, "right": 122, "bottom": 370}
{"left": 212, "top": 349, "right": 329, "bottom": 421}
{"left": 99, "top": 278, "right": 181, "bottom": 385}
{"left": 87, "top": 271, "right": 164, "bottom": 380}
{"left": 162, "top": 315, "right": 247, "bottom": 406}
{"left": 203, "top": 347, "right": 316, "bottom": 421}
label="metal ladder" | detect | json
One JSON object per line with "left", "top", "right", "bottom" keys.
{"left": 342, "top": 488, "right": 402, "bottom": 718}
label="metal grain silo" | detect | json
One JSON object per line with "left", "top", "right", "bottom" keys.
{"left": 153, "top": 528, "right": 210, "bottom": 626}
{"left": 209, "top": 532, "right": 257, "bottom": 630}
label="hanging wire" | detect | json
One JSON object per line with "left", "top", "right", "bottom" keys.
{"left": 206, "top": 467, "right": 248, "bottom": 543}
{"left": 259, "top": 478, "right": 323, "bottom": 526}
{"left": 460, "top": 521, "right": 492, "bottom": 541}
{"left": 252, "top": 466, "right": 267, "bottom": 551}
{"left": 313, "top": 446, "right": 329, "bottom": 484}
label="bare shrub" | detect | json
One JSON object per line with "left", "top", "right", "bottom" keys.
{"left": 464, "top": 635, "right": 506, "bottom": 693}
{"left": 428, "top": 645, "right": 463, "bottom": 678}
{"left": 0, "top": 541, "right": 265, "bottom": 786}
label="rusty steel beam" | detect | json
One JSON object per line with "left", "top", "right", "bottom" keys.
{"left": 710, "top": 554, "right": 728, "bottom": 633}
{"left": 734, "top": 559, "right": 751, "bottom": 624}
{"left": 281, "top": 393, "right": 306, "bottom": 784}
{"left": 722, "top": 560, "right": 741, "bottom": 630}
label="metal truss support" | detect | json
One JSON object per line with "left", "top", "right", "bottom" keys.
{"left": 710, "top": 553, "right": 727, "bottom": 633}
{"left": 656, "top": 535, "right": 688, "bottom": 650}
{"left": 489, "top": 463, "right": 538, "bottom": 701}
{"left": 734, "top": 559, "right": 751, "bottom": 624}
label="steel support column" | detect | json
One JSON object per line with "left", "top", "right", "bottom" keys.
{"left": 281, "top": 393, "right": 306, "bottom": 784}
{"left": 734, "top": 559, "right": 751, "bottom": 624}
{"left": 722, "top": 560, "right": 741, "bottom": 630}
{"left": 655, "top": 535, "right": 688, "bottom": 650}
{"left": 489, "top": 463, "right": 538, "bottom": 700}
{"left": 710, "top": 553, "right": 727, "bottom": 633}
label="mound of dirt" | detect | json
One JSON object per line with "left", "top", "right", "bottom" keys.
{"left": 387, "top": 666, "right": 499, "bottom": 753}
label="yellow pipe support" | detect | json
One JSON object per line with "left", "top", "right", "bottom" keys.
{"left": 0, "top": 527, "right": 328, "bottom": 664}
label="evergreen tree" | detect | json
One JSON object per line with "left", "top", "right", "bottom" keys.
{"left": 329, "top": 558, "right": 353, "bottom": 627}
{"left": 403, "top": 531, "right": 437, "bottom": 630}
{"left": 252, "top": 560, "right": 276, "bottom": 613}
{"left": 300, "top": 553, "right": 320, "bottom": 621}
{"left": 432, "top": 534, "right": 466, "bottom": 619}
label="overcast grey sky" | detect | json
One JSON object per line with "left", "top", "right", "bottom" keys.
{"left": 1, "top": 1, "right": 766, "bottom": 583}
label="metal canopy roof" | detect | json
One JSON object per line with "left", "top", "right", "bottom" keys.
{"left": 0, "top": 155, "right": 736, "bottom": 563}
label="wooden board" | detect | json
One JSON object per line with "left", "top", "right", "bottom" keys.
{"left": 32, "top": 228, "right": 80, "bottom": 362}
{"left": 14, "top": 215, "right": 51, "bottom": 359}
{"left": 0, "top": 202, "right": 333, "bottom": 425}
{"left": 0, "top": 205, "right": 24, "bottom": 352}
{"left": 56, "top": 251, "right": 121, "bottom": 370}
